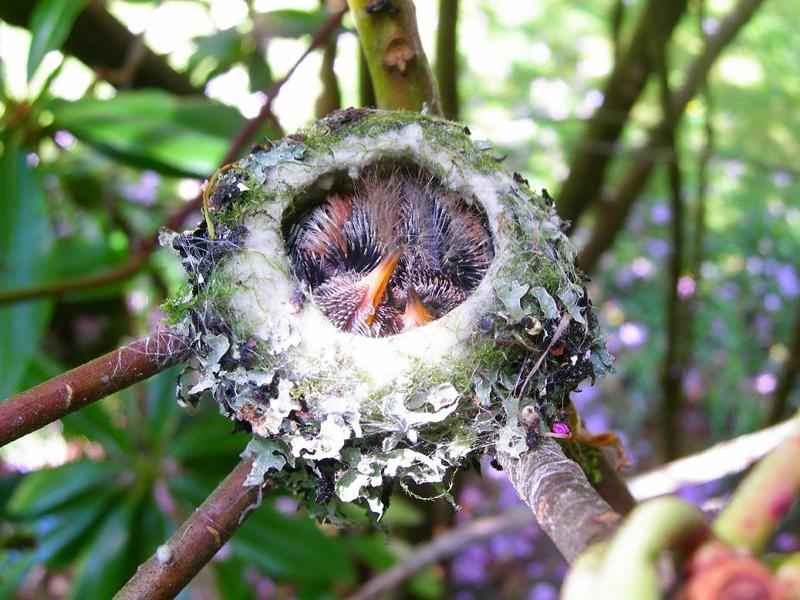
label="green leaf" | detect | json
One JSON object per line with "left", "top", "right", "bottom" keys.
{"left": 0, "top": 484, "right": 120, "bottom": 598}
{"left": 187, "top": 28, "right": 245, "bottom": 87}
{"left": 144, "top": 366, "right": 183, "bottom": 446}
{"left": 62, "top": 403, "right": 134, "bottom": 456}
{"left": 168, "top": 409, "right": 247, "bottom": 462}
{"left": 214, "top": 559, "right": 254, "bottom": 600}
{"left": 45, "top": 91, "right": 249, "bottom": 177}
{"left": 231, "top": 504, "right": 354, "bottom": 586}
{"left": 27, "top": 0, "right": 91, "bottom": 80}
{"left": 261, "top": 9, "right": 331, "bottom": 39}
{"left": 0, "top": 136, "right": 55, "bottom": 398}
{"left": 67, "top": 500, "right": 138, "bottom": 600}
{"left": 7, "top": 460, "right": 120, "bottom": 517}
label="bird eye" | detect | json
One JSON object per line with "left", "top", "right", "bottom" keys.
{"left": 285, "top": 165, "right": 494, "bottom": 337}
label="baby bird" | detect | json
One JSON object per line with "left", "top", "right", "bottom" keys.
{"left": 287, "top": 168, "right": 494, "bottom": 337}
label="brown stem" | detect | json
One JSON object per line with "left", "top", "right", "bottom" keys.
{"left": 768, "top": 300, "right": 800, "bottom": 424}
{"left": 498, "top": 440, "right": 620, "bottom": 563}
{"left": 652, "top": 7, "right": 687, "bottom": 461}
{"left": 0, "top": 0, "right": 198, "bottom": 96}
{"left": 0, "top": 332, "right": 189, "bottom": 448}
{"left": 358, "top": 44, "right": 377, "bottom": 107}
{"left": 577, "top": 0, "right": 765, "bottom": 274}
{"left": 435, "top": 0, "right": 459, "bottom": 120}
{"left": 348, "top": 504, "right": 532, "bottom": 600}
{"left": 347, "top": 0, "right": 442, "bottom": 115}
{"left": 314, "top": 2, "right": 343, "bottom": 119}
{"left": 114, "top": 457, "right": 269, "bottom": 600}
{"left": 0, "top": 8, "right": 347, "bottom": 307}
{"left": 556, "top": 0, "right": 688, "bottom": 227}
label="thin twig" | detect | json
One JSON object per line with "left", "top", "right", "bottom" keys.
{"left": 0, "top": 331, "right": 189, "bottom": 448}
{"left": 435, "top": 0, "right": 460, "bottom": 120}
{"left": 650, "top": 4, "right": 687, "bottom": 461}
{"left": 348, "top": 505, "right": 532, "bottom": 600}
{"left": 0, "top": 7, "right": 347, "bottom": 307}
{"left": 114, "top": 457, "right": 269, "bottom": 600}
{"left": 768, "top": 299, "right": 800, "bottom": 424}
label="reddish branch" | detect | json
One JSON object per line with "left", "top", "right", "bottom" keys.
{"left": 114, "top": 457, "right": 269, "bottom": 600}
{"left": 0, "top": 332, "right": 189, "bottom": 447}
{"left": 578, "top": 0, "right": 765, "bottom": 273}
{"left": 0, "top": 7, "right": 347, "bottom": 308}
{"left": 556, "top": 0, "right": 688, "bottom": 226}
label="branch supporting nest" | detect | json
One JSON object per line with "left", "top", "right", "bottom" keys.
{"left": 0, "top": 331, "right": 189, "bottom": 447}
{"left": 498, "top": 439, "right": 620, "bottom": 563}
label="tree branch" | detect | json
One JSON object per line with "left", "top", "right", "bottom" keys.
{"left": 768, "top": 299, "right": 800, "bottom": 424}
{"left": 0, "top": 0, "right": 199, "bottom": 96}
{"left": 627, "top": 416, "right": 798, "bottom": 499}
{"left": 498, "top": 440, "right": 620, "bottom": 563}
{"left": 114, "top": 457, "right": 269, "bottom": 600}
{"left": 556, "top": 0, "right": 688, "bottom": 226}
{"left": 435, "top": 0, "right": 460, "bottom": 120}
{"left": 650, "top": 5, "right": 688, "bottom": 460}
{"left": 347, "top": 0, "right": 442, "bottom": 115}
{"left": 347, "top": 504, "right": 532, "bottom": 600}
{"left": 577, "top": 0, "right": 765, "bottom": 274}
{"left": 0, "top": 331, "right": 189, "bottom": 447}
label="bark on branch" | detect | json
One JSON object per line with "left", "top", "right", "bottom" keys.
{"left": 347, "top": 0, "right": 442, "bottom": 115}
{"left": 498, "top": 440, "right": 620, "bottom": 562}
{"left": 0, "top": 331, "right": 189, "bottom": 447}
{"left": 114, "top": 457, "right": 269, "bottom": 600}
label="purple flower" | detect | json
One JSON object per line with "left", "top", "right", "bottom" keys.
{"left": 650, "top": 203, "right": 671, "bottom": 225}
{"left": 777, "top": 265, "right": 800, "bottom": 298}
{"left": 619, "top": 322, "right": 648, "bottom": 348}
{"left": 754, "top": 372, "right": 777, "bottom": 395}
{"left": 551, "top": 422, "right": 571, "bottom": 436}
{"left": 528, "top": 583, "right": 558, "bottom": 600}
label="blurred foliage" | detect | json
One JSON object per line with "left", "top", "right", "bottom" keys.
{"left": 0, "top": 0, "right": 799, "bottom": 598}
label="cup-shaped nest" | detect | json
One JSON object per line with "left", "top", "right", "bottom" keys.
{"left": 165, "top": 109, "right": 612, "bottom": 519}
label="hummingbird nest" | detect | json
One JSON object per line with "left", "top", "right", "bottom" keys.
{"left": 164, "top": 109, "right": 612, "bottom": 519}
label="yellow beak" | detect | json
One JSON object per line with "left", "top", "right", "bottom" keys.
{"left": 403, "top": 286, "right": 434, "bottom": 330}
{"left": 361, "top": 251, "right": 401, "bottom": 326}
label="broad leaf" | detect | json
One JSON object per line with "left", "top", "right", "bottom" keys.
{"left": 7, "top": 460, "right": 120, "bottom": 517}
{"left": 45, "top": 91, "right": 250, "bottom": 177}
{"left": 0, "top": 136, "right": 55, "bottom": 398}
{"left": 27, "top": 0, "right": 91, "bottom": 80}
{"left": 232, "top": 505, "right": 354, "bottom": 586}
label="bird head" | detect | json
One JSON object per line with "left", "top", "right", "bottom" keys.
{"left": 288, "top": 168, "right": 494, "bottom": 337}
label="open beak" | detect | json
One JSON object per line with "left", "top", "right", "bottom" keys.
{"left": 360, "top": 251, "right": 401, "bottom": 326}
{"left": 403, "top": 286, "right": 434, "bottom": 330}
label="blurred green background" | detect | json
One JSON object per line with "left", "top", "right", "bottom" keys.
{"left": 0, "top": 0, "right": 798, "bottom": 598}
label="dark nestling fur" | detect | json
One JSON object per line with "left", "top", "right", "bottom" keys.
{"left": 287, "top": 168, "right": 494, "bottom": 337}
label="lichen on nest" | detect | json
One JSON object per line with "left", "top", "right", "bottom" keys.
{"left": 163, "top": 108, "right": 612, "bottom": 520}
